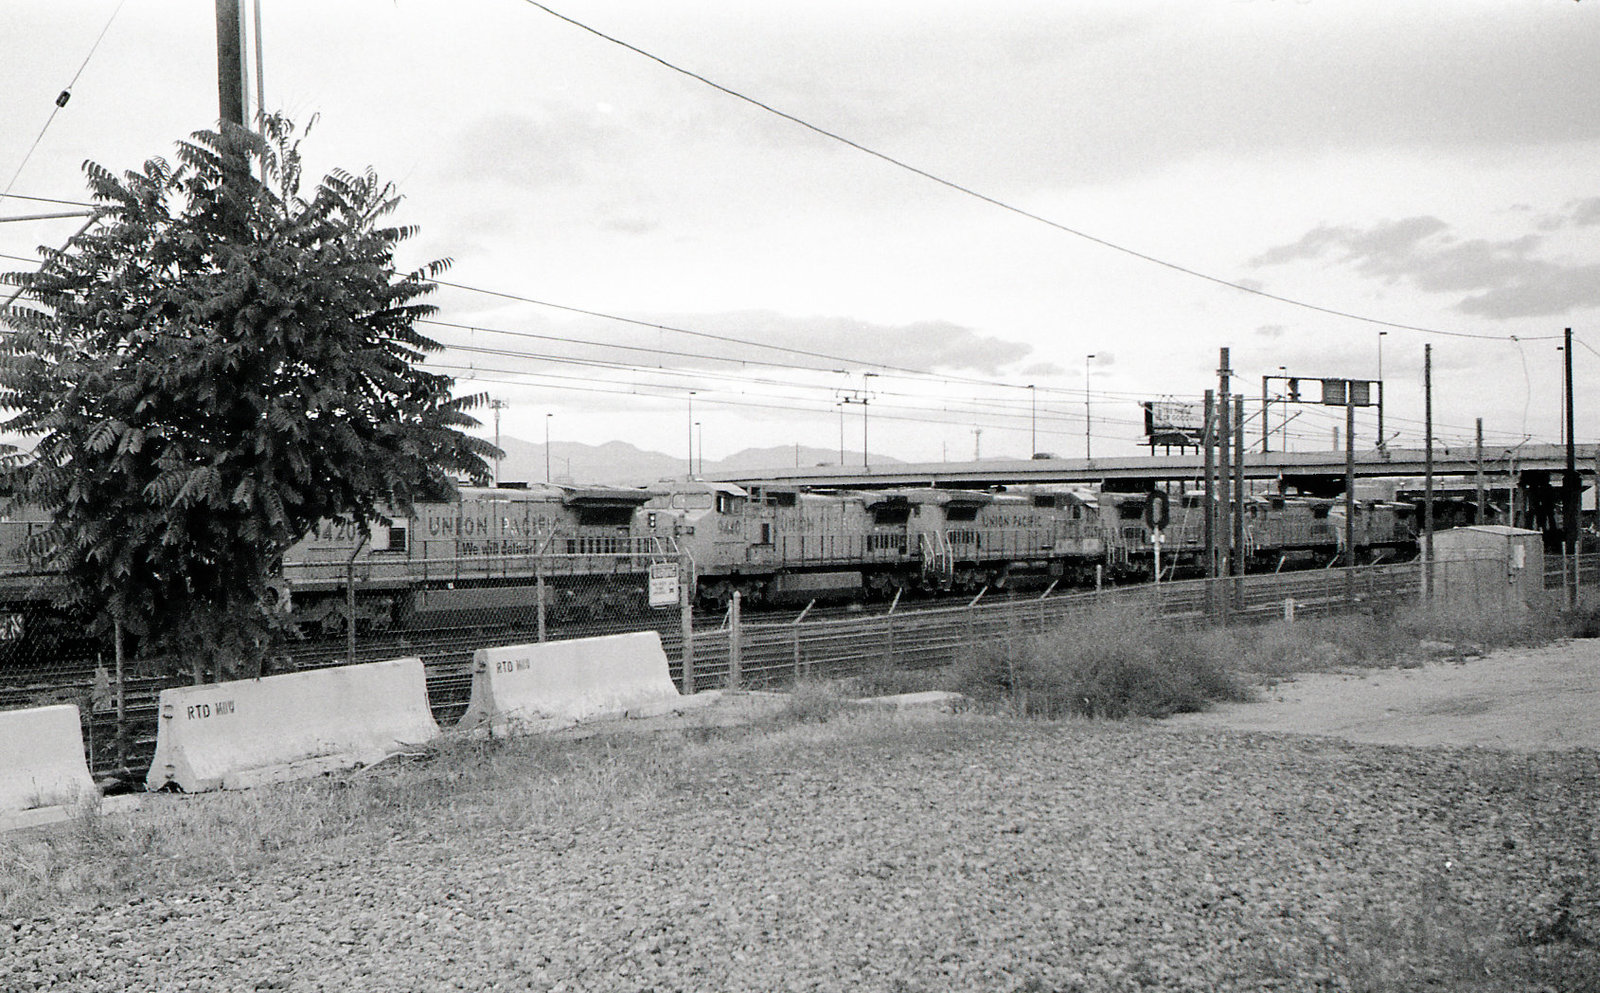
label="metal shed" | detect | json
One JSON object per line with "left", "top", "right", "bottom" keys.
{"left": 1432, "top": 525, "right": 1544, "bottom": 610}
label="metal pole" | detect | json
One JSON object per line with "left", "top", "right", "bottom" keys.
{"left": 1345, "top": 392, "right": 1357, "bottom": 605}
{"left": 1424, "top": 344, "right": 1435, "bottom": 602}
{"left": 1565, "top": 327, "right": 1580, "bottom": 608}
{"left": 251, "top": 0, "right": 265, "bottom": 126}
{"left": 1203, "top": 389, "right": 1216, "bottom": 581}
{"left": 544, "top": 412, "right": 551, "bottom": 484}
{"left": 687, "top": 392, "right": 695, "bottom": 480}
{"left": 729, "top": 590, "right": 742, "bottom": 690}
{"left": 1029, "top": 384, "right": 1036, "bottom": 457}
{"left": 1377, "top": 331, "right": 1387, "bottom": 449}
{"left": 1261, "top": 376, "right": 1271, "bottom": 453}
{"left": 114, "top": 619, "right": 126, "bottom": 770}
{"left": 1217, "top": 350, "right": 1232, "bottom": 579}
{"left": 536, "top": 567, "right": 547, "bottom": 642}
{"left": 1233, "top": 396, "right": 1246, "bottom": 616}
{"left": 680, "top": 567, "right": 695, "bottom": 694}
{"left": 1085, "top": 355, "right": 1096, "bottom": 458}
{"left": 1475, "top": 418, "right": 1485, "bottom": 524}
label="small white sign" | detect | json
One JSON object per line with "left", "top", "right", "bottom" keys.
{"left": 648, "top": 562, "right": 680, "bottom": 608}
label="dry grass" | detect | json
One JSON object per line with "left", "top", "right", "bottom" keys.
{"left": 949, "top": 596, "right": 1587, "bottom": 720}
{"left": 954, "top": 606, "right": 1250, "bottom": 719}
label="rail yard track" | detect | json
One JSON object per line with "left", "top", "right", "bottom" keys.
{"left": 2, "top": 563, "right": 1428, "bottom": 784}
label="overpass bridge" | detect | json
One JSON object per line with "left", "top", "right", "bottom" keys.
{"left": 712, "top": 443, "right": 1598, "bottom": 496}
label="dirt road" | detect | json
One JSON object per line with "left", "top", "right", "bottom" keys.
{"left": 1164, "top": 639, "right": 1600, "bottom": 751}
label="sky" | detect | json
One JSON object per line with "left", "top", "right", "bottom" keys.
{"left": 2, "top": 0, "right": 1598, "bottom": 471}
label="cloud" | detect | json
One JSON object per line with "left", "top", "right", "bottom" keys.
{"left": 423, "top": 304, "right": 1042, "bottom": 378}
{"left": 1250, "top": 214, "right": 1600, "bottom": 319}
{"left": 1569, "top": 197, "right": 1600, "bottom": 227}
{"left": 693, "top": 312, "right": 1037, "bottom": 375}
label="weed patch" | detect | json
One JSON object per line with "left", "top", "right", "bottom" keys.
{"left": 956, "top": 607, "right": 1248, "bottom": 719}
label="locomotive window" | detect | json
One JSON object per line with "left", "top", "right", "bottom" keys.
{"left": 872, "top": 506, "right": 910, "bottom": 525}
{"left": 759, "top": 523, "right": 772, "bottom": 544}
{"left": 946, "top": 506, "right": 979, "bottom": 522}
{"left": 1032, "top": 495, "right": 1057, "bottom": 508}
{"left": 386, "top": 525, "right": 408, "bottom": 552}
{"left": 715, "top": 493, "right": 746, "bottom": 514}
{"left": 576, "top": 506, "right": 634, "bottom": 527}
{"left": 1118, "top": 503, "right": 1144, "bottom": 521}
{"left": 1312, "top": 506, "right": 1331, "bottom": 519}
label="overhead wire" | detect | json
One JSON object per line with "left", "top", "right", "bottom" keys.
{"left": 0, "top": 0, "right": 128, "bottom": 211}
{"left": 518, "top": 2, "right": 1561, "bottom": 345}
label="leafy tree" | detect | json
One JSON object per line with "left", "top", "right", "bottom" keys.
{"left": 0, "top": 117, "right": 496, "bottom": 680}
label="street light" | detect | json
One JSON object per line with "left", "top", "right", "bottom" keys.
{"left": 695, "top": 421, "right": 703, "bottom": 476}
{"left": 1028, "top": 384, "right": 1036, "bottom": 457}
{"left": 1377, "top": 331, "right": 1388, "bottom": 449}
{"left": 544, "top": 413, "right": 552, "bottom": 484}
{"left": 1084, "top": 355, "right": 1097, "bottom": 459}
{"left": 862, "top": 373, "right": 878, "bottom": 469}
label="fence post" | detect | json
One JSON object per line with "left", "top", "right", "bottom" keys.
{"left": 536, "top": 564, "right": 547, "bottom": 643}
{"left": 345, "top": 558, "right": 357, "bottom": 665}
{"left": 680, "top": 571, "right": 695, "bottom": 695}
{"left": 114, "top": 618, "right": 126, "bottom": 770}
{"left": 729, "top": 590, "right": 742, "bottom": 690}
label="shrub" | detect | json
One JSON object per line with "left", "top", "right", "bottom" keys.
{"left": 957, "top": 607, "right": 1247, "bottom": 719}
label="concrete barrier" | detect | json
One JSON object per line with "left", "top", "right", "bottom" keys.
{"left": 0, "top": 704, "right": 95, "bottom": 829}
{"left": 459, "top": 631, "right": 688, "bottom": 731}
{"left": 146, "top": 657, "right": 439, "bottom": 793}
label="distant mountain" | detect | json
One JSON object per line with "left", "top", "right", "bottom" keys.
{"left": 485, "top": 438, "right": 900, "bottom": 487}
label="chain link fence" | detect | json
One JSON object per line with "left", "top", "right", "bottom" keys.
{"left": 9, "top": 552, "right": 1596, "bottom": 782}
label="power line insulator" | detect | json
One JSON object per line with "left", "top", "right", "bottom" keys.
{"left": 55, "top": 90, "right": 71, "bottom": 108}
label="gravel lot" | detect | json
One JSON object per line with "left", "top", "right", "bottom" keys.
{"left": 1164, "top": 639, "right": 1600, "bottom": 751}
{"left": 3, "top": 669, "right": 1598, "bottom": 992}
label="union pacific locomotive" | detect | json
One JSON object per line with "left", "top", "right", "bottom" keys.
{"left": 0, "top": 478, "right": 1418, "bottom": 642}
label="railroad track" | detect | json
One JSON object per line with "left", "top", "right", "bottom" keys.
{"left": 6, "top": 563, "right": 1424, "bottom": 784}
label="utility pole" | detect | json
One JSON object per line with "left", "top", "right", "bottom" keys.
{"left": 1084, "top": 355, "right": 1096, "bottom": 459}
{"left": 972, "top": 427, "right": 982, "bottom": 461}
{"left": 1028, "top": 385, "right": 1037, "bottom": 457}
{"left": 1344, "top": 392, "right": 1356, "bottom": 571}
{"left": 1564, "top": 326, "right": 1580, "bottom": 607}
{"left": 1261, "top": 376, "right": 1271, "bottom": 453}
{"left": 687, "top": 391, "right": 695, "bottom": 481}
{"left": 1424, "top": 344, "right": 1435, "bottom": 601}
{"left": 1377, "top": 331, "right": 1387, "bottom": 450}
{"left": 1217, "top": 349, "right": 1232, "bottom": 578}
{"left": 488, "top": 398, "right": 508, "bottom": 485}
{"left": 215, "top": 0, "right": 247, "bottom": 127}
{"left": 1233, "top": 395, "right": 1246, "bottom": 587}
{"left": 1475, "top": 418, "right": 1485, "bottom": 524}
{"left": 1203, "top": 389, "right": 1217, "bottom": 584}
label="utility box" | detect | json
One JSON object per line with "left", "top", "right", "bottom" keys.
{"left": 1432, "top": 525, "right": 1544, "bottom": 610}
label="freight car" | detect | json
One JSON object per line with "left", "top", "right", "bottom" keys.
{"left": 0, "top": 475, "right": 1423, "bottom": 645}
{"left": 278, "top": 482, "right": 677, "bottom": 634}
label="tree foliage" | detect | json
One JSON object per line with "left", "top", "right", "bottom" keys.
{"left": 0, "top": 117, "right": 496, "bottom": 679}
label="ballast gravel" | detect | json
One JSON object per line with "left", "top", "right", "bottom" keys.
{"left": 3, "top": 714, "right": 1597, "bottom": 992}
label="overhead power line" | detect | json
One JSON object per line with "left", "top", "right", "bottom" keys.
{"left": 0, "top": 0, "right": 127, "bottom": 211}
{"left": 520, "top": 2, "right": 1561, "bottom": 345}
{"left": 433, "top": 277, "right": 1153, "bottom": 401}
